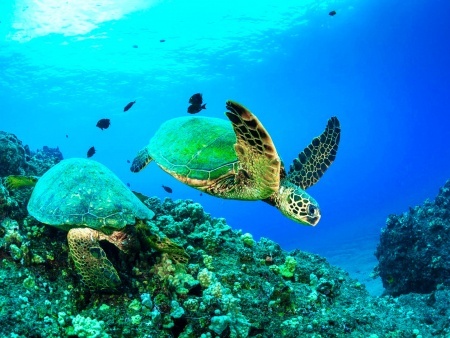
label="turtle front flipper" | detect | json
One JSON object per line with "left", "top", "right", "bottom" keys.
{"left": 287, "top": 117, "right": 340, "bottom": 189}
{"left": 67, "top": 228, "right": 121, "bottom": 291}
{"left": 224, "top": 100, "right": 281, "bottom": 199}
{"left": 4, "top": 175, "right": 39, "bottom": 190}
{"left": 130, "top": 147, "right": 153, "bottom": 173}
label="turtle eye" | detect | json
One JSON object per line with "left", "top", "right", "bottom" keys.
{"left": 308, "top": 204, "right": 317, "bottom": 216}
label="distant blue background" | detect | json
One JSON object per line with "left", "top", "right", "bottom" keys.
{"left": 1, "top": 0, "right": 449, "bottom": 256}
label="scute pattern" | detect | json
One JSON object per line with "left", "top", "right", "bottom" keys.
{"left": 145, "top": 116, "right": 238, "bottom": 183}
{"left": 287, "top": 117, "right": 340, "bottom": 189}
{"left": 27, "top": 158, "right": 154, "bottom": 233}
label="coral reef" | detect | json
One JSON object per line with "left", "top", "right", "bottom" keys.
{"left": 0, "top": 131, "right": 28, "bottom": 176}
{"left": 0, "top": 197, "right": 448, "bottom": 337}
{"left": 0, "top": 131, "right": 62, "bottom": 177}
{"left": 2, "top": 131, "right": 450, "bottom": 337}
{"left": 375, "top": 180, "right": 450, "bottom": 296}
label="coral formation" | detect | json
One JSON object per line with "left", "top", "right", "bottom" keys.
{"left": 375, "top": 180, "right": 450, "bottom": 295}
{"left": 0, "top": 131, "right": 28, "bottom": 176}
{"left": 2, "top": 132, "right": 450, "bottom": 337}
{"left": 0, "top": 131, "right": 63, "bottom": 177}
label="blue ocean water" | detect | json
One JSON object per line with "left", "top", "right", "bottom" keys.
{"left": 1, "top": 0, "right": 449, "bottom": 258}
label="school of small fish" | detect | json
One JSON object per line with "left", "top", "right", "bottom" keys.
{"left": 65, "top": 93, "right": 212, "bottom": 194}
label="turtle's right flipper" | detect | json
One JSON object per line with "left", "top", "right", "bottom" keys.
{"left": 287, "top": 117, "right": 340, "bottom": 190}
{"left": 130, "top": 148, "right": 153, "bottom": 173}
{"left": 4, "top": 175, "right": 39, "bottom": 190}
{"left": 225, "top": 100, "right": 281, "bottom": 199}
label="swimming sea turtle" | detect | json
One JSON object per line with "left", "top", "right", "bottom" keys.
{"left": 131, "top": 100, "right": 340, "bottom": 226}
{"left": 8, "top": 158, "right": 188, "bottom": 290}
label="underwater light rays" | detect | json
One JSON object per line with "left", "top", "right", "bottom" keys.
{"left": 8, "top": 0, "right": 159, "bottom": 42}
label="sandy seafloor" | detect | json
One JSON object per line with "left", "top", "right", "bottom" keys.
{"left": 320, "top": 231, "right": 384, "bottom": 296}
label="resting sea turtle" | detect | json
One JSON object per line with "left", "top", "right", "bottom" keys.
{"left": 8, "top": 158, "right": 188, "bottom": 290}
{"left": 131, "top": 100, "right": 340, "bottom": 226}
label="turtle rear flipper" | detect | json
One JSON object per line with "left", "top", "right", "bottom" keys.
{"left": 130, "top": 147, "right": 153, "bottom": 173}
{"left": 225, "top": 100, "right": 281, "bottom": 199}
{"left": 4, "top": 175, "right": 39, "bottom": 190}
{"left": 67, "top": 228, "right": 121, "bottom": 291}
{"left": 287, "top": 117, "right": 340, "bottom": 189}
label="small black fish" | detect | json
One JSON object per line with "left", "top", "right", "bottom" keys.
{"left": 329, "top": 10, "right": 336, "bottom": 16}
{"left": 189, "top": 93, "right": 203, "bottom": 105}
{"left": 87, "top": 146, "right": 96, "bottom": 158}
{"left": 187, "top": 103, "right": 206, "bottom": 114}
{"left": 96, "top": 118, "right": 110, "bottom": 130}
{"left": 124, "top": 100, "right": 136, "bottom": 112}
{"left": 66, "top": 134, "right": 68, "bottom": 138}
{"left": 127, "top": 183, "right": 131, "bottom": 187}
{"left": 132, "top": 44, "right": 138, "bottom": 48}
{"left": 162, "top": 185, "right": 173, "bottom": 193}
{"left": 160, "top": 39, "right": 166, "bottom": 43}
{"left": 127, "top": 160, "right": 130, "bottom": 163}
{"left": 200, "top": 192, "right": 203, "bottom": 196}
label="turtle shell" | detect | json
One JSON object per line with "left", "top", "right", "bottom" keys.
{"left": 28, "top": 158, "right": 154, "bottom": 233}
{"left": 148, "top": 116, "right": 238, "bottom": 182}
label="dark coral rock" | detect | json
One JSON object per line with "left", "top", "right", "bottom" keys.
{"left": 0, "top": 131, "right": 63, "bottom": 178}
{"left": 27, "top": 145, "right": 63, "bottom": 176}
{"left": 0, "top": 180, "right": 30, "bottom": 220}
{"left": 375, "top": 180, "right": 450, "bottom": 296}
{"left": 0, "top": 131, "right": 27, "bottom": 176}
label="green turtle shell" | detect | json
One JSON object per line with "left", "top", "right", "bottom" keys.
{"left": 148, "top": 116, "right": 238, "bottom": 181}
{"left": 28, "top": 158, "right": 154, "bottom": 234}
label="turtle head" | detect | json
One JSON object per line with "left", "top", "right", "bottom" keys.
{"left": 274, "top": 181, "right": 321, "bottom": 226}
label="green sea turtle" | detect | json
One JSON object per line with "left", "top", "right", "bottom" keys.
{"left": 6, "top": 158, "right": 188, "bottom": 290}
{"left": 131, "top": 100, "right": 340, "bottom": 226}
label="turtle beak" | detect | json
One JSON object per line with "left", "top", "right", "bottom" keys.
{"left": 307, "top": 214, "right": 321, "bottom": 226}
{"left": 306, "top": 204, "right": 321, "bottom": 226}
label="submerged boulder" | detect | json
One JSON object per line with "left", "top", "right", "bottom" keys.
{"left": 0, "top": 131, "right": 63, "bottom": 178}
{"left": 0, "top": 131, "right": 27, "bottom": 176}
{"left": 375, "top": 180, "right": 450, "bottom": 295}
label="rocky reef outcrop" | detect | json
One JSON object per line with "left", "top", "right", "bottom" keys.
{"left": 375, "top": 180, "right": 450, "bottom": 296}
{"left": 0, "top": 131, "right": 63, "bottom": 177}
{"left": 2, "top": 130, "right": 450, "bottom": 337}
{"left": 0, "top": 132, "right": 63, "bottom": 221}
{"left": 4, "top": 193, "right": 449, "bottom": 337}
{"left": 0, "top": 131, "right": 28, "bottom": 177}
